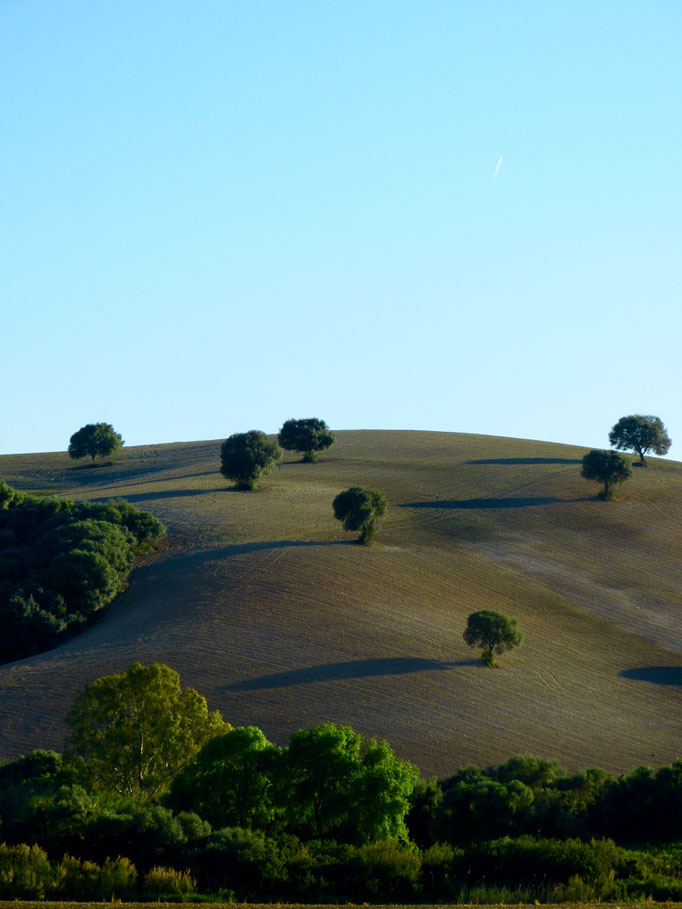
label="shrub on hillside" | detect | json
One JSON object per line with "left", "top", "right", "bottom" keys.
{"left": 143, "top": 865, "right": 196, "bottom": 897}
{"left": 219, "top": 430, "right": 282, "bottom": 490}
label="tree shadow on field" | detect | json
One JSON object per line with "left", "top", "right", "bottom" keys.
{"left": 465, "top": 457, "right": 581, "bottom": 466}
{"left": 225, "top": 657, "right": 479, "bottom": 691}
{"left": 401, "top": 496, "right": 566, "bottom": 510}
{"left": 620, "top": 667, "right": 682, "bottom": 687}
{"left": 175, "top": 538, "right": 355, "bottom": 568}
{"left": 92, "top": 489, "right": 213, "bottom": 503}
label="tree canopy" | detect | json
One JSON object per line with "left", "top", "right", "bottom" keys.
{"left": 608, "top": 414, "right": 671, "bottom": 465}
{"left": 277, "top": 418, "right": 335, "bottom": 462}
{"left": 167, "top": 726, "right": 280, "bottom": 830}
{"left": 581, "top": 449, "right": 632, "bottom": 500}
{"left": 65, "top": 662, "right": 228, "bottom": 802}
{"left": 0, "top": 486, "right": 165, "bottom": 663}
{"left": 463, "top": 610, "right": 523, "bottom": 666}
{"left": 68, "top": 423, "right": 123, "bottom": 464}
{"left": 219, "top": 431, "right": 282, "bottom": 490}
{"left": 332, "top": 486, "right": 387, "bottom": 544}
{"left": 279, "top": 723, "right": 419, "bottom": 843}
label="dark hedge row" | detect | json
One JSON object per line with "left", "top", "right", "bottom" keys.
{"left": 0, "top": 481, "right": 165, "bottom": 662}
{"left": 2, "top": 746, "right": 682, "bottom": 902}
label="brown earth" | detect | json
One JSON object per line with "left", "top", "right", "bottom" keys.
{"left": 0, "top": 430, "right": 680, "bottom": 777}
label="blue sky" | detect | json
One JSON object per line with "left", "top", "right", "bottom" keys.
{"left": 2, "top": 1, "right": 680, "bottom": 457}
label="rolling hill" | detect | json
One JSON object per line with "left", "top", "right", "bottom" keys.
{"left": 0, "top": 430, "right": 680, "bottom": 778}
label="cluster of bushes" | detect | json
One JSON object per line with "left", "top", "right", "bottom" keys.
{"left": 2, "top": 828, "right": 681, "bottom": 902}
{"left": 0, "top": 843, "right": 194, "bottom": 900}
{"left": 2, "top": 731, "right": 682, "bottom": 901}
{"left": 411, "top": 754, "right": 682, "bottom": 847}
{"left": 0, "top": 482, "right": 165, "bottom": 662}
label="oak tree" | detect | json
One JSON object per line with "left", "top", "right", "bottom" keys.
{"left": 68, "top": 423, "right": 123, "bottom": 464}
{"left": 332, "top": 486, "right": 387, "bottom": 544}
{"left": 278, "top": 418, "right": 335, "bottom": 462}
{"left": 219, "top": 431, "right": 282, "bottom": 490}
{"left": 608, "top": 414, "right": 671, "bottom": 465}
{"left": 581, "top": 449, "right": 632, "bottom": 500}
{"left": 463, "top": 610, "right": 523, "bottom": 666}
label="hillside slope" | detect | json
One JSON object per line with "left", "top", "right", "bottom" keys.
{"left": 0, "top": 431, "right": 680, "bottom": 776}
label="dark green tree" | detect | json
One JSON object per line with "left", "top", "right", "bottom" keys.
{"left": 608, "top": 414, "right": 671, "bottom": 465}
{"left": 166, "top": 726, "right": 280, "bottom": 830}
{"left": 65, "top": 663, "right": 228, "bottom": 802}
{"left": 332, "top": 486, "right": 387, "bottom": 544}
{"left": 219, "top": 431, "right": 282, "bottom": 490}
{"left": 277, "top": 418, "right": 335, "bottom": 462}
{"left": 68, "top": 423, "right": 123, "bottom": 464}
{"left": 278, "top": 722, "right": 419, "bottom": 843}
{"left": 581, "top": 449, "right": 632, "bottom": 500}
{"left": 463, "top": 610, "right": 523, "bottom": 666}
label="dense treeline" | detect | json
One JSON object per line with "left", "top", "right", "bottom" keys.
{"left": 0, "top": 482, "right": 164, "bottom": 662}
{"left": 1, "top": 736, "right": 682, "bottom": 901}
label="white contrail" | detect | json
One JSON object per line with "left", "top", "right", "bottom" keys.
{"left": 492, "top": 156, "right": 503, "bottom": 180}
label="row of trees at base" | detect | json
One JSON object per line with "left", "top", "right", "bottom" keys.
{"left": 2, "top": 662, "right": 682, "bottom": 902}
{"left": 2, "top": 834, "right": 682, "bottom": 903}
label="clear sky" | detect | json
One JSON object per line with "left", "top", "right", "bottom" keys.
{"left": 2, "top": 1, "right": 680, "bottom": 457}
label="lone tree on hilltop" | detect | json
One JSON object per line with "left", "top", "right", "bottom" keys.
{"left": 68, "top": 423, "right": 123, "bottom": 465}
{"left": 220, "top": 430, "right": 282, "bottom": 490}
{"left": 463, "top": 610, "right": 523, "bottom": 666}
{"left": 65, "top": 662, "right": 228, "bottom": 802}
{"left": 278, "top": 417, "right": 335, "bottom": 462}
{"left": 609, "top": 414, "right": 672, "bottom": 466}
{"left": 581, "top": 449, "right": 632, "bottom": 500}
{"left": 333, "top": 486, "right": 387, "bottom": 544}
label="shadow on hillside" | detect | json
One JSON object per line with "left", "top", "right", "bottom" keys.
{"left": 226, "top": 657, "right": 479, "bottom": 691}
{"left": 401, "top": 496, "right": 566, "bottom": 510}
{"left": 172, "top": 538, "right": 355, "bottom": 567}
{"left": 465, "top": 457, "right": 581, "bottom": 466}
{"left": 93, "top": 489, "right": 213, "bottom": 503}
{"left": 620, "top": 667, "right": 682, "bottom": 687}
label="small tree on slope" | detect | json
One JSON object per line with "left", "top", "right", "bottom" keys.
{"left": 463, "top": 610, "right": 523, "bottom": 666}
{"left": 278, "top": 417, "right": 335, "bottom": 462}
{"left": 581, "top": 449, "right": 632, "bottom": 500}
{"left": 608, "top": 414, "right": 671, "bottom": 466}
{"left": 68, "top": 423, "right": 123, "bottom": 465}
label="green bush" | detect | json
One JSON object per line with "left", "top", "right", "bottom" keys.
{"left": 0, "top": 842, "right": 53, "bottom": 899}
{"left": 143, "top": 864, "right": 196, "bottom": 896}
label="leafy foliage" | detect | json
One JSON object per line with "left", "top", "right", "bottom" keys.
{"left": 167, "top": 726, "right": 280, "bottom": 830}
{"left": 609, "top": 413, "right": 672, "bottom": 465}
{"left": 278, "top": 417, "right": 335, "bottom": 462}
{"left": 332, "top": 486, "right": 388, "bottom": 544}
{"left": 65, "top": 662, "right": 229, "bottom": 802}
{"left": 68, "top": 422, "right": 123, "bottom": 464}
{"left": 581, "top": 449, "right": 632, "bottom": 499}
{"left": 463, "top": 610, "right": 523, "bottom": 665}
{"left": 281, "top": 723, "right": 419, "bottom": 843}
{"left": 0, "top": 484, "right": 165, "bottom": 663}
{"left": 219, "top": 430, "right": 282, "bottom": 489}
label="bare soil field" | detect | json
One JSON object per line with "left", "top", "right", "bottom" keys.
{"left": 0, "top": 431, "right": 680, "bottom": 777}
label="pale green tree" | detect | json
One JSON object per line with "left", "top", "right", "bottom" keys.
{"left": 65, "top": 663, "right": 228, "bottom": 801}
